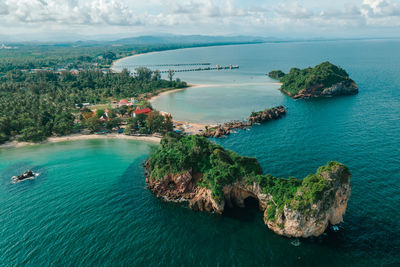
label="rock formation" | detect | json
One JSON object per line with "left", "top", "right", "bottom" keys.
{"left": 146, "top": 160, "right": 351, "bottom": 238}
{"left": 282, "top": 81, "right": 358, "bottom": 99}
{"left": 199, "top": 106, "right": 287, "bottom": 138}
{"left": 264, "top": 163, "right": 351, "bottom": 237}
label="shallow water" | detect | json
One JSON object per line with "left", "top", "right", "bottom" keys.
{"left": 1, "top": 40, "right": 400, "bottom": 266}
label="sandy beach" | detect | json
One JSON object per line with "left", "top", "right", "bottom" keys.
{"left": 0, "top": 133, "right": 161, "bottom": 150}
{"left": 148, "top": 84, "right": 219, "bottom": 135}
{"left": 111, "top": 51, "right": 159, "bottom": 72}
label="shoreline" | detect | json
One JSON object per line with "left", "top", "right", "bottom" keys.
{"left": 111, "top": 51, "right": 159, "bottom": 71}
{"left": 0, "top": 134, "right": 161, "bottom": 150}
{"left": 149, "top": 83, "right": 218, "bottom": 103}
{"left": 110, "top": 42, "right": 262, "bottom": 72}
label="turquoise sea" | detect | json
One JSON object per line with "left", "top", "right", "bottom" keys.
{"left": 2, "top": 40, "right": 400, "bottom": 266}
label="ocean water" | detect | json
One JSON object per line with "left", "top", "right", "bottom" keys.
{"left": 1, "top": 40, "right": 400, "bottom": 266}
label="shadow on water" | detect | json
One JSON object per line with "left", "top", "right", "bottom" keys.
{"left": 222, "top": 196, "right": 262, "bottom": 222}
{"left": 0, "top": 162, "right": 48, "bottom": 191}
{"left": 117, "top": 155, "right": 149, "bottom": 194}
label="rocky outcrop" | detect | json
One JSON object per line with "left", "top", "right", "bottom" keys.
{"left": 146, "top": 169, "right": 198, "bottom": 202}
{"left": 282, "top": 81, "right": 358, "bottom": 99}
{"left": 248, "top": 105, "right": 286, "bottom": 124}
{"left": 264, "top": 164, "right": 351, "bottom": 237}
{"left": 146, "top": 162, "right": 351, "bottom": 238}
{"left": 199, "top": 106, "right": 287, "bottom": 138}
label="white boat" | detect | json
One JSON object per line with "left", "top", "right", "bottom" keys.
{"left": 11, "top": 170, "right": 39, "bottom": 184}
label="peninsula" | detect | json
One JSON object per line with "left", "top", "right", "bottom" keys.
{"left": 269, "top": 62, "right": 358, "bottom": 99}
{"left": 146, "top": 133, "right": 351, "bottom": 238}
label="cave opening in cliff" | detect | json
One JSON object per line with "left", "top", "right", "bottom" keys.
{"left": 223, "top": 196, "right": 261, "bottom": 222}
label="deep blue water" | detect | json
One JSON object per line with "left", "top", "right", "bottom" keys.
{"left": 1, "top": 40, "right": 399, "bottom": 266}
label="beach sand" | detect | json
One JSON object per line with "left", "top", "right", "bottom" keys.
{"left": 0, "top": 134, "right": 161, "bottom": 150}
{"left": 149, "top": 83, "right": 218, "bottom": 103}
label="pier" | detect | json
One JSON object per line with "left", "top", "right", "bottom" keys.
{"left": 117, "top": 62, "right": 240, "bottom": 73}
{"left": 119, "top": 63, "right": 212, "bottom": 67}
{"left": 158, "top": 65, "right": 239, "bottom": 73}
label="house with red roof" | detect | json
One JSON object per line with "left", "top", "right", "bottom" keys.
{"left": 118, "top": 99, "right": 133, "bottom": 107}
{"left": 132, "top": 108, "right": 152, "bottom": 117}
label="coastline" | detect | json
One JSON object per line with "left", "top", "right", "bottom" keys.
{"left": 111, "top": 51, "right": 159, "bottom": 71}
{"left": 110, "top": 42, "right": 262, "bottom": 72}
{"left": 0, "top": 133, "right": 161, "bottom": 150}
{"left": 148, "top": 84, "right": 218, "bottom": 135}
{"left": 149, "top": 83, "right": 218, "bottom": 103}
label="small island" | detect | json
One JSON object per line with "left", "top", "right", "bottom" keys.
{"left": 146, "top": 133, "right": 351, "bottom": 238}
{"left": 268, "top": 62, "right": 358, "bottom": 99}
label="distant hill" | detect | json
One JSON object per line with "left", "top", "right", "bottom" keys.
{"left": 114, "top": 35, "right": 266, "bottom": 45}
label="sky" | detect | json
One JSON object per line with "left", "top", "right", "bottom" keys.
{"left": 0, "top": 0, "right": 399, "bottom": 41}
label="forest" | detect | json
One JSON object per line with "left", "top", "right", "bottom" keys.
{"left": 0, "top": 68, "right": 185, "bottom": 144}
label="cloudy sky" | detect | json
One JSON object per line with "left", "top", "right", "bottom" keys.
{"left": 0, "top": 0, "right": 399, "bottom": 40}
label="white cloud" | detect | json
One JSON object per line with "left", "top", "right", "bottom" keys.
{"left": 0, "top": 0, "right": 400, "bottom": 37}
{"left": 275, "top": 2, "right": 313, "bottom": 19}
{"left": 362, "top": 0, "right": 400, "bottom": 17}
{"left": 0, "top": 1, "right": 8, "bottom": 15}
{"left": 4, "top": 0, "right": 141, "bottom": 25}
{"left": 361, "top": 0, "right": 400, "bottom": 26}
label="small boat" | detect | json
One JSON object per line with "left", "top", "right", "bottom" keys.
{"left": 291, "top": 239, "right": 301, "bottom": 247}
{"left": 11, "top": 170, "right": 39, "bottom": 184}
{"left": 331, "top": 225, "right": 340, "bottom": 232}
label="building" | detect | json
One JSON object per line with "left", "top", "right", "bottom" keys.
{"left": 118, "top": 99, "right": 133, "bottom": 107}
{"left": 132, "top": 108, "right": 152, "bottom": 117}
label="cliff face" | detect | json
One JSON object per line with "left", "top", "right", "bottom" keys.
{"left": 264, "top": 164, "right": 351, "bottom": 237}
{"left": 282, "top": 81, "right": 358, "bottom": 99}
{"left": 146, "top": 162, "right": 351, "bottom": 238}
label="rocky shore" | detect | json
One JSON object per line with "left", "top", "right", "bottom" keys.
{"left": 282, "top": 81, "right": 358, "bottom": 99}
{"left": 146, "top": 160, "right": 351, "bottom": 238}
{"left": 199, "top": 106, "right": 286, "bottom": 138}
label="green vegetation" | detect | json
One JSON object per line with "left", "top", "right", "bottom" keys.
{"left": 0, "top": 68, "right": 186, "bottom": 144}
{"left": 124, "top": 111, "right": 173, "bottom": 135}
{"left": 148, "top": 134, "right": 262, "bottom": 199}
{"left": 0, "top": 41, "right": 259, "bottom": 74}
{"left": 148, "top": 134, "right": 349, "bottom": 212}
{"left": 268, "top": 70, "right": 285, "bottom": 80}
{"left": 268, "top": 61, "right": 355, "bottom": 95}
{"left": 256, "top": 161, "right": 349, "bottom": 220}
{"left": 0, "top": 39, "right": 263, "bottom": 144}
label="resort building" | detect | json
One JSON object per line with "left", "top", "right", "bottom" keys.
{"left": 132, "top": 108, "right": 151, "bottom": 117}
{"left": 118, "top": 99, "right": 133, "bottom": 107}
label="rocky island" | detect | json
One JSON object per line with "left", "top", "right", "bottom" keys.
{"left": 269, "top": 62, "right": 358, "bottom": 99}
{"left": 146, "top": 133, "right": 351, "bottom": 238}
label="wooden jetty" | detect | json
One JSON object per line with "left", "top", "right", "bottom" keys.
{"left": 159, "top": 65, "right": 239, "bottom": 73}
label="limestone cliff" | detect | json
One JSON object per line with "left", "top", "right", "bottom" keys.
{"left": 146, "top": 157, "right": 351, "bottom": 238}
{"left": 264, "top": 163, "right": 351, "bottom": 237}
